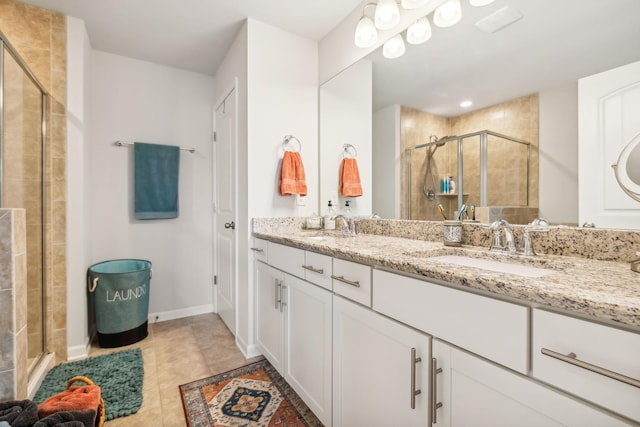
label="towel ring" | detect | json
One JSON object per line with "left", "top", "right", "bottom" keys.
{"left": 343, "top": 143, "right": 357, "bottom": 158}
{"left": 283, "top": 135, "right": 301, "bottom": 153}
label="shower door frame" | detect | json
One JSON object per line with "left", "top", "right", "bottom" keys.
{"left": 405, "top": 130, "right": 531, "bottom": 218}
{"left": 0, "top": 30, "right": 49, "bottom": 375}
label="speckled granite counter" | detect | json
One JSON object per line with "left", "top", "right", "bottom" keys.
{"left": 253, "top": 220, "right": 640, "bottom": 331}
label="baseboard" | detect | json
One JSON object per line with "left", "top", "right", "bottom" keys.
{"left": 67, "top": 339, "right": 92, "bottom": 361}
{"left": 236, "top": 335, "right": 262, "bottom": 359}
{"left": 148, "top": 304, "right": 214, "bottom": 324}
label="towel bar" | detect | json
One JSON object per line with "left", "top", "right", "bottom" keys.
{"left": 114, "top": 141, "right": 195, "bottom": 153}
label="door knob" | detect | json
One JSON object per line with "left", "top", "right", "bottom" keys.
{"left": 224, "top": 221, "right": 235, "bottom": 229}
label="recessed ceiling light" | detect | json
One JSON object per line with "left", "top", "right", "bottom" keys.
{"left": 460, "top": 100, "right": 473, "bottom": 108}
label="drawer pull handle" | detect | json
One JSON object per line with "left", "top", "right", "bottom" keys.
{"left": 431, "top": 358, "right": 443, "bottom": 423}
{"left": 250, "top": 247, "right": 264, "bottom": 252}
{"left": 331, "top": 275, "right": 360, "bottom": 288}
{"left": 302, "top": 265, "right": 324, "bottom": 274}
{"left": 541, "top": 348, "right": 640, "bottom": 389}
{"left": 410, "top": 348, "right": 422, "bottom": 410}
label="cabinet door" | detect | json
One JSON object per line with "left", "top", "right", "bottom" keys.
{"left": 333, "top": 295, "right": 430, "bottom": 427}
{"left": 432, "top": 340, "right": 631, "bottom": 427}
{"left": 284, "top": 274, "right": 332, "bottom": 426}
{"left": 255, "top": 261, "right": 284, "bottom": 372}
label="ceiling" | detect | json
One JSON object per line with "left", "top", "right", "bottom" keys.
{"left": 20, "top": 0, "right": 363, "bottom": 75}
{"left": 369, "top": 0, "right": 640, "bottom": 116}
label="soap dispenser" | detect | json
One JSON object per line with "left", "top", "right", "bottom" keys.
{"left": 344, "top": 200, "right": 352, "bottom": 217}
{"left": 323, "top": 201, "right": 336, "bottom": 230}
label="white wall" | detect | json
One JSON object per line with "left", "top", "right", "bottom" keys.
{"left": 214, "top": 19, "right": 318, "bottom": 358}
{"left": 373, "top": 105, "right": 401, "bottom": 219}
{"left": 539, "top": 83, "right": 579, "bottom": 225}
{"left": 88, "top": 51, "right": 216, "bottom": 325}
{"left": 66, "top": 17, "right": 93, "bottom": 359}
{"left": 247, "top": 20, "right": 319, "bottom": 218}
{"left": 319, "top": 59, "right": 372, "bottom": 217}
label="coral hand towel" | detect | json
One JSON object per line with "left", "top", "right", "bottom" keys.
{"left": 279, "top": 151, "right": 308, "bottom": 196}
{"left": 339, "top": 157, "right": 363, "bottom": 197}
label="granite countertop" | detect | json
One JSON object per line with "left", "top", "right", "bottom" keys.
{"left": 253, "top": 229, "right": 640, "bottom": 331}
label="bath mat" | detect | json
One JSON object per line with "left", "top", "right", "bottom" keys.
{"left": 34, "top": 348, "right": 143, "bottom": 421}
{"left": 180, "top": 359, "right": 322, "bottom": 427}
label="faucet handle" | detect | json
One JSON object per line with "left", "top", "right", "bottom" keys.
{"left": 521, "top": 223, "right": 550, "bottom": 256}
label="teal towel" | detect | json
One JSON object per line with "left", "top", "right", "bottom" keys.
{"left": 134, "top": 142, "right": 180, "bottom": 219}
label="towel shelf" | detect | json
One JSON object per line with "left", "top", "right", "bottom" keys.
{"left": 114, "top": 141, "right": 195, "bottom": 154}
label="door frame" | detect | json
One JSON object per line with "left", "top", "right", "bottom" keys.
{"left": 212, "top": 77, "right": 239, "bottom": 331}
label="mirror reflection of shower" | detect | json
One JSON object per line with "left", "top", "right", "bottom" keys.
{"left": 422, "top": 135, "right": 448, "bottom": 202}
{"left": 407, "top": 130, "right": 532, "bottom": 222}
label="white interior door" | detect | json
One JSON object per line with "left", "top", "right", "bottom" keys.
{"left": 214, "top": 85, "right": 237, "bottom": 334}
{"left": 579, "top": 60, "right": 640, "bottom": 229}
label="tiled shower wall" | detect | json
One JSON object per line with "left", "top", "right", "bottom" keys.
{"left": 0, "top": 0, "right": 68, "bottom": 371}
{"left": 0, "top": 209, "right": 28, "bottom": 399}
{"left": 401, "top": 94, "right": 539, "bottom": 222}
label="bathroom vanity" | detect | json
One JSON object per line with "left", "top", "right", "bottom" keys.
{"left": 251, "top": 219, "right": 639, "bottom": 426}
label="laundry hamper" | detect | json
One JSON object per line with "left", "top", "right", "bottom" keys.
{"left": 88, "top": 259, "right": 152, "bottom": 347}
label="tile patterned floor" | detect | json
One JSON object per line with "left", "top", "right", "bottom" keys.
{"left": 89, "top": 313, "right": 262, "bottom": 426}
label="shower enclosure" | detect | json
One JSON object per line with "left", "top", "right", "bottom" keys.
{"left": 0, "top": 32, "right": 47, "bottom": 376}
{"left": 406, "top": 130, "right": 531, "bottom": 221}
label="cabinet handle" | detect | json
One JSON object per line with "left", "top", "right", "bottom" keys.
{"left": 541, "top": 348, "right": 640, "bottom": 389}
{"left": 410, "top": 348, "right": 422, "bottom": 409}
{"left": 331, "top": 275, "right": 360, "bottom": 288}
{"left": 250, "top": 247, "right": 264, "bottom": 252}
{"left": 302, "top": 265, "right": 324, "bottom": 274}
{"left": 274, "top": 279, "right": 282, "bottom": 310}
{"left": 431, "top": 358, "right": 443, "bottom": 424}
{"left": 280, "top": 285, "right": 287, "bottom": 313}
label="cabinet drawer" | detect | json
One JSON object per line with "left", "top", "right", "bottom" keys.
{"left": 267, "top": 242, "right": 304, "bottom": 278}
{"left": 373, "top": 269, "right": 529, "bottom": 374}
{"left": 303, "top": 251, "right": 332, "bottom": 291}
{"left": 332, "top": 259, "right": 371, "bottom": 306}
{"left": 251, "top": 238, "right": 268, "bottom": 262}
{"left": 532, "top": 309, "right": 640, "bottom": 422}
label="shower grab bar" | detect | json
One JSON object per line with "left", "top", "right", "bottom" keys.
{"left": 114, "top": 140, "right": 196, "bottom": 153}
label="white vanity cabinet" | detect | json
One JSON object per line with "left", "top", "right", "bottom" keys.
{"left": 432, "top": 340, "right": 630, "bottom": 427}
{"left": 254, "top": 244, "right": 332, "bottom": 426}
{"left": 332, "top": 295, "right": 431, "bottom": 427}
{"left": 532, "top": 309, "right": 640, "bottom": 423}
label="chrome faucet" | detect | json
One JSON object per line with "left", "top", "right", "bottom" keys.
{"left": 489, "top": 219, "right": 516, "bottom": 253}
{"left": 331, "top": 214, "right": 356, "bottom": 236}
{"left": 520, "top": 218, "right": 550, "bottom": 256}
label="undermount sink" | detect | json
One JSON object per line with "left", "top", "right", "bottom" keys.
{"left": 430, "top": 255, "right": 555, "bottom": 278}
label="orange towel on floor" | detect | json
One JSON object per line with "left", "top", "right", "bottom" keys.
{"left": 38, "top": 385, "right": 102, "bottom": 419}
{"left": 339, "top": 157, "right": 363, "bottom": 197}
{"left": 279, "top": 151, "right": 307, "bottom": 196}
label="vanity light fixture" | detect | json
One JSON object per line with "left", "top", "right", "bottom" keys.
{"left": 469, "top": 0, "right": 496, "bottom": 6}
{"left": 354, "top": 15, "right": 379, "bottom": 48}
{"left": 401, "top": 0, "right": 430, "bottom": 9}
{"left": 383, "top": 34, "right": 406, "bottom": 58}
{"left": 375, "top": 0, "right": 401, "bottom": 30}
{"left": 406, "top": 16, "right": 432, "bottom": 44}
{"left": 433, "top": 0, "right": 462, "bottom": 28}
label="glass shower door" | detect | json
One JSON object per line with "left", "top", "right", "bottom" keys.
{"left": 1, "top": 45, "right": 46, "bottom": 373}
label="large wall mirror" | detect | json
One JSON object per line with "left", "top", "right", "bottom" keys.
{"left": 319, "top": 0, "right": 640, "bottom": 228}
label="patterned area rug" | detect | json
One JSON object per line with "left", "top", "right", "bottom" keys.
{"left": 180, "top": 359, "right": 323, "bottom": 427}
{"left": 34, "top": 348, "right": 144, "bottom": 421}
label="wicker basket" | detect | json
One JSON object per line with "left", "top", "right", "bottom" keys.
{"left": 66, "top": 376, "right": 106, "bottom": 427}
